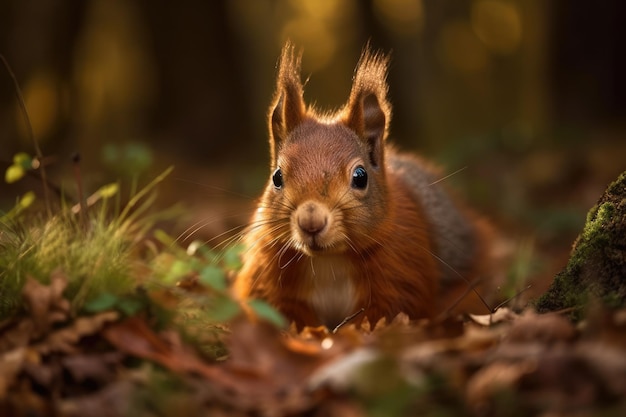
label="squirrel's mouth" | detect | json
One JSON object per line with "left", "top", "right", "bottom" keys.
{"left": 305, "top": 241, "right": 327, "bottom": 255}
{"left": 295, "top": 236, "right": 345, "bottom": 256}
{"left": 295, "top": 238, "right": 325, "bottom": 255}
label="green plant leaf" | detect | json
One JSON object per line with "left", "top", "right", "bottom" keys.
{"left": 223, "top": 245, "right": 244, "bottom": 270}
{"left": 98, "top": 182, "right": 120, "bottom": 199}
{"left": 17, "top": 192, "right": 36, "bottom": 210}
{"left": 84, "top": 292, "right": 119, "bottom": 313}
{"left": 5, "top": 164, "right": 25, "bottom": 183}
{"left": 209, "top": 296, "right": 241, "bottom": 322}
{"left": 117, "top": 297, "right": 145, "bottom": 316}
{"left": 248, "top": 299, "right": 287, "bottom": 328}
{"left": 13, "top": 152, "right": 32, "bottom": 168}
{"left": 118, "top": 166, "right": 174, "bottom": 222}
{"left": 153, "top": 229, "right": 175, "bottom": 246}
{"left": 199, "top": 265, "right": 227, "bottom": 290}
{"left": 165, "top": 259, "right": 192, "bottom": 284}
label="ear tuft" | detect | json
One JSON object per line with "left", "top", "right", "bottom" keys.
{"left": 268, "top": 42, "right": 306, "bottom": 165}
{"left": 343, "top": 48, "right": 391, "bottom": 168}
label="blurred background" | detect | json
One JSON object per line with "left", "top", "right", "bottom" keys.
{"left": 1, "top": 0, "right": 625, "bottom": 295}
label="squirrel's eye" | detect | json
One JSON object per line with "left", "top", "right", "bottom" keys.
{"left": 351, "top": 166, "right": 368, "bottom": 190}
{"left": 272, "top": 168, "right": 283, "bottom": 189}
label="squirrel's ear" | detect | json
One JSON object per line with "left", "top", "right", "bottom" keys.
{"left": 343, "top": 48, "right": 391, "bottom": 169}
{"left": 269, "top": 42, "right": 306, "bottom": 164}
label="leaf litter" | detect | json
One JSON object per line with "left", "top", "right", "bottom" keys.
{"left": 1, "top": 272, "right": 626, "bottom": 416}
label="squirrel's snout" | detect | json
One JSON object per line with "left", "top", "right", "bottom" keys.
{"left": 296, "top": 201, "right": 329, "bottom": 236}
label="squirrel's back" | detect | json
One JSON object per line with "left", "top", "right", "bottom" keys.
{"left": 387, "top": 151, "right": 495, "bottom": 313}
{"left": 234, "top": 43, "right": 495, "bottom": 328}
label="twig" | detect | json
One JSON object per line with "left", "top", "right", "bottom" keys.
{"left": 492, "top": 285, "right": 533, "bottom": 312}
{"left": 332, "top": 308, "right": 365, "bottom": 334}
{"left": 1, "top": 54, "right": 52, "bottom": 217}
{"left": 72, "top": 152, "right": 88, "bottom": 226}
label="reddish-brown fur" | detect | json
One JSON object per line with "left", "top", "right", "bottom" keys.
{"left": 235, "top": 43, "right": 494, "bottom": 329}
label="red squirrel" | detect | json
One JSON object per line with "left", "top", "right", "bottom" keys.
{"left": 235, "top": 43, "right": 495, "bottom": 329}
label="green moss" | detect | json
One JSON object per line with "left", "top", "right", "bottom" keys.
{"left": 535, "top": 171, "right": 626, "bottom": 318}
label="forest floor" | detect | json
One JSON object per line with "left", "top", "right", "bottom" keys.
{"left": 1, "top": 142, "right": 625, "bottom": 416}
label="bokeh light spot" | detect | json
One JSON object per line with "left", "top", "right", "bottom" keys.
{"left": 439, "top": 20, "right": 489, "bottom": 73}
{"left": 471, "top": 0, "right": 522, "bottom": 54}
{"left": 373, "top": 0, "right": 424, "bottom": 36}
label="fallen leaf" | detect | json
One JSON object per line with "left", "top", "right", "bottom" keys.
{"left": 61, "top": 352, "right": 125, "bottom": 383}
{"left": 391, "top": 312, "right": 411, "bottom": 326}
{"left": 1, "top": 379, "right": 52, "bottom": 417}
{"left": 209, "top": 318, "right": 348, "bottom": 415}
{"left": 466, "top": 360, "right": 537, "bottom": 413}
{"left": 576, "top": 341, "right": 626, "bottom": 398}
{"left": 308, "top": 347, "right": 380, "bottom": 391}
{"left": 0, "top": 348, "right": 27, "bottom": 398}
{"left": 102, "top": 316, "right": 223, "bottom": 380}
{"left": 311, "top": 397, "right": 366, "bottom": 417}
{"left": 0, "top": 319, "right": 36, "bottom": 352}
{"left": 56, "top": 379, "right": 138, "bottom": 417}
{"left": 504, "top": 310, "right": 576, "bottom": 345}
{"left": 22, "top": 271, "right": 70, "bottom": 336}
{"left": 516, "top": 350, "right": 607, "bottom": 411}
{"left": 298, "top": 325, "right": 331, "bottom": 341}
{"left": 581, "top": 306, "right": 626, "bottom": 347}
{"left": 22, "top": 357, "right": 56, "bottom": 388}
{"left": 469, "top": 307, "right": 518, "bottom": 326}
{"left": 34, "top": 311, "right": 120, "bottom": 355}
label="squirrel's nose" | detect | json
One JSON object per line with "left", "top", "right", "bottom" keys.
{"left": 296, "top": 201, "right": 328, "bottom": 236}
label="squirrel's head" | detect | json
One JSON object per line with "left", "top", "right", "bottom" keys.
{"left": 257, "top": 42, "right": 393, "bottom": 256}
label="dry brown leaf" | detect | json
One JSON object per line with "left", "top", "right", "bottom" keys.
{"left": 10, "top": 312, "right": 121, "bottom": 396}
{"left": 22, "top": 358, "right": 57, "bottom": 388}
{"left": 466, "top": 360, "right": 537, "bottom": 413}
{"left": 61, "top": 352, "right": 125, "bottom": 383}
{"left": 581, "top": 306, "right": 626, "bottom": 347}
{"left": 515, "top": 349, "right": 609, "bottom": 411}
{"left": 225, "top": 319, "right": 334, "bottom": 378}
{"left": 0, "top": 319, "right": 36, "bottom": 352}
{"left": 103, "top": 317, "right": 330, "bottom": 415}
{"left": 1, "top": 273, "right": 73, "bottom": 354}
{"left": 400, "top": 323, "right": 499, "bottom": 374}
{"left": 0, "top": 348, "right": 27, "bottom": 399}
{"left": 575, "top": 342, "right": 626, "bottom": 398}
{"left": 1, "top": 379, "right": 52, "bottom": 417}
{"left": 0, "top": 274, "right": 73, "bottom": 355}
{"left": 56, "top": 379, "right": 138, "bottom": 417}
{"left": 311, "top": 397, "right": 365, "bottom": 417}
{"left": 391, "top": 312, "right": 411, "bottom": 326}
{"left": 298, "top": 325, "right": 330, "bottom": 341}
{"left": 372, "top": 316, "right": 386, "bottom": 331}
{"left": 468, "top": 307, "right": 518, "bottom": 326}
{"left": 308, "top": 347, "right": 380, "bottom": 391}
{"left": 504, "top": 310, "right": 576, "bottom": 345}
{"left": 34, "top": 311, "right": 120, "bottom": 355}
{"left": 103, "top": 317, "right": 214, "bottom": 375}
{"left": 207, "top": 318, "right": 349, "bottom": 415}
{"left": 22, "top": 271, "right": 70, "bottom": 336}
{"left": 4, "top": 263, "right": 623, "bottom": 417}
{"left": 359, "top": 318, "right": 372, "bottom": 333}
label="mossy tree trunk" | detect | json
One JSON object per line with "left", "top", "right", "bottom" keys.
{"left": 535, "top": 171, "right": 626, "bottom": 318}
